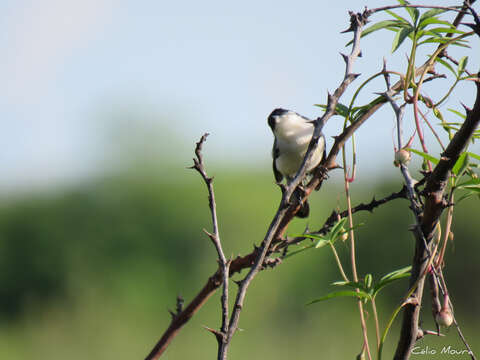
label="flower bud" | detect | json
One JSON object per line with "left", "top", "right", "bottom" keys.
{"left": 436, "top": 306, "right": 453, "bottom": 327}
{"left": 394, "top": 149, "right": 411, "bottom": 167}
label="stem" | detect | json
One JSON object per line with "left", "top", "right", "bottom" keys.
{"left": 378, "top": 244, "right": 439, "bottom": 360}
{"left": 371, "top": 297, "right": 381, "bottom": 350}
{"left": 419, "top": 107, "right": 446, "bottom": 151}
{"left": 329, "top": 241, "right": 349, "bottom": 282}
{"left": 343, "top": 146, "right": 372, "bottom": 360}
{"left": 435, "top": 79, "right": 460, "bottom": 107}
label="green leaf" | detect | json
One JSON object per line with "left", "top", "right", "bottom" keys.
{"left": 282, "top": 243, "right": 315, "bottom": 259}
{"left": 345, "top": 20, "right": 404, "bottom": 46}
{"left": 379, "top": 265, "right": 412, "bottom": 282}
{"left": 418, "top": 9, "right": 447, "bottom": 28}
{"left": 447, "top": 108, "right": 466, "bottom": 119}
{"left": 332, "top": 280, "right": 367, "bottom": 292}
{"left": 433, "top": 107, "right": 444, "bottom": 121}
{"left": 462, "top": 186, "right": 480, "bottom": 193}
{"left": 458, "top": 56, "right": 468, "bottom": 76}
{"left": 373, "top": 266, "right": 411, "bottom": 297}
{"left": 418, "top": 37, "right": 470, "bottom": 47}
{"left": 364, "top": 274, "right": 373, "bottom": 290}
{"left": 315, "top": 239, "right": 330, "bottom": 249}
{"left": 467, "top": 152, "right": 480, "bottom": 162}
{"left": 335, "top": 103, "right": 350, "bottom": 118}
{"left": 318, "top": 217, "right": 348, "bottom": 243}
{"left": 307, "top": 290, "right": 370, "bottom": 305}
{"left": 386, "top": 10, "right": 411, "bottom": 25}
{"left": 407, "top": 148, "right": 439, "bottom": 164}
{"left": 456, "top": 177, "right": 480, "bottom": 188}
{"left": 428, "top": 27, "right": 466, "bottom": 35}
{"left": 435, "top": 57, "right": 457, "bottom": 77}
{"left": 373, "top": 273, "right": 411, "bottom": 297}
{"left": 440, "top": 124, "right": 460, "bottom": 131}
{"left": 392, "top": 26, "right": 414, "bottom": 53}
{"left": 456, "top": 192, "right": 475, "bottom": 204}
{"left": 452, "top": 153, "right": 469, "bottom": 176}
{"left": 397, "top": 0, "right": 419, "bottom": 25}
{"left": 362, "top": 20, "right": 404, "bottom": 37}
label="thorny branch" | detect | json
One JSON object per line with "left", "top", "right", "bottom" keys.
{"left": 388, "top": 5, "right": 480, "bottom": 357}
{"left": 145, "top": 3, "right": 479, "bottom": 359}
{"left": 189, "top": 134, "right": 231, "bottom": 359}
{"left": 212, "top": 10, "right": 370, "bottom": 359}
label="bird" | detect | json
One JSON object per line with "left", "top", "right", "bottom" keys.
{"left": 268, "top": 108, "right": 326, "bottom": 218}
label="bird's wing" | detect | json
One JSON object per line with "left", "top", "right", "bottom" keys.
{"left": 272, "top": 139, "right": 283, "bottom": 183}
{"left": 321, "top": 133, "right": 327, "bottom": 160}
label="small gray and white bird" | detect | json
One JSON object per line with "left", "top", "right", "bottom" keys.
{"left": 268, "top": 108, "right": 326, "bottom": 218}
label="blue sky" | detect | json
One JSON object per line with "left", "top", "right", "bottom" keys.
{"left": 1, "top": 0, "right": 479, "bottom": 193}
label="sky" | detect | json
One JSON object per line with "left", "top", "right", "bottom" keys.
{"left": 1, "top": 0, "right": 479, "bottom": 194}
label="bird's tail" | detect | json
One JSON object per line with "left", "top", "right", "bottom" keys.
{"left": 296, "top": 200, "right": 310, "bottom": 218}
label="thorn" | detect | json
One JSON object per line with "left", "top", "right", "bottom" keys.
{"left": 169, "top": 309, "right": 176, "bottom": 319}
{"left": 460, "top": 102, "right": 472, "bottom": 115}
{"left": 462, "top": 22, "right": 480, "bottom": 36}
{"left": 351, "top": 73, "right": 361, "bottom": 80}
{"left": 340, "top": 52, "right": 348, "bottom": 63}
{"left": 423, "top": 329, "right": 445, "bottom": 337}
{"left": 233, "top": 279, "right": 243, "bottom": 287}
{"left": 462, "top": 4, "right": 480, "bottom": 35}
{"left": 203, "top": 228, "right": 216, "bottom": 242}
{"left": 203, "top": 326, "right": 223, "bottom": 341}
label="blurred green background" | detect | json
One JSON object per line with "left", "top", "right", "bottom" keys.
{"left": 0, "top": 158, "right": 479, "bottom": 359}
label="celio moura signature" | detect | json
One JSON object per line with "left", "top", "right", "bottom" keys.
{"left": 411, "top": 345, "right": 473, "bottom": 356}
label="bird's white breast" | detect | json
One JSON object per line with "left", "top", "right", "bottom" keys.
{"left": 274, "top": 115, "right": 324, "bottom": 179}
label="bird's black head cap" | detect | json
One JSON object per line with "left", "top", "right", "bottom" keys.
{"left": 268, "top": 108, "right": 288, "bottom": 130}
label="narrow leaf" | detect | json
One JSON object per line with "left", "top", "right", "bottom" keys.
{"left": 456, "top": 192, "right": 475, "bottom": 204}
{"left": 332, "top": 280, "right": 368, "bottom": 292}
{"left": 435, "top": 57, "right": 457, "bottom": 77}
{"left": 462, "top": 186, "right": 480, "bottom": 193}
{"left": 315, "top": 239, "right": 330, "bottom": 249}
{"left": 452, "top": 153, "right": 468, "bottom": 176}
{"left": 456, "top": 178, "right": 480, "bottom": 188}
{"left": 362, "top": 20, "right": 404, "bottom": 36}
{"left": 418, "top": 37, "right": 470, "bottom": 47}
{"left": 397, "top": 0, "right": 418, "bottom": 24}
{"left": 379, "top": 265, "right": 412, "bottom": 282}
{"left": 408, "top": 148, "right": 439, "bottom": 164}
{"left": 373, "top": 273, "right": 411, "bottom": 296}
{"left": 307, "top": 290, "right": 370, "bottom": 305}
{"left": 335, "top": 103, "right": 350, "bottom": 118}
{"left": 447, "top": 108, "right": 466, "bottom": 119}
{"left": 467, "top": 152, "right": 480, "bottom": 161}
{"left": 428, "top": 27, "right": 466, "bottom": 35}
{"left": 386, "top": 10, "right": 411, "bottom": 25}
{"left": 345, "top": 20, "right": 404, "bottom": 46}
{"left": 329, "top": 217, "right": 348, "bottom": 241}
{"left": 458, "top": 56, "right": 468, "bottom": 76}
{"left": 433, "top": 107, "right": 444, "bottom": 121}
{"left": 418, "top": 9, "right": 447, "bottom": 27}
{"left": 392, "top": 26, "right": 414, "bottom": 53}
{"left": 283, "top": 243, "right": 315, "bottom": 259}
